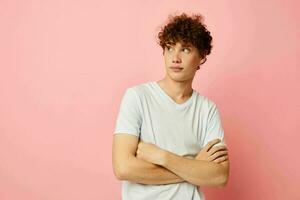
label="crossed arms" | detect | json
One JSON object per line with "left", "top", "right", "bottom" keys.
{"left": 112, "top": 134, "right": 230, "bottom": 188}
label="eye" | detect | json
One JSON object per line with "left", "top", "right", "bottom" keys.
{"left": 183, "top": 48, "right": 191, "bottom": 53}
{"left": 166, "top": 46, "right": 173, "bottom": 51}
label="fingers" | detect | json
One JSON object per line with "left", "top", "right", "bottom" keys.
{"left": 204, "top": 139, "right": 221, "bottom": 152}
{"left": 212, "top": 155, "right": 228, "bottom": 163}
{"left": 208, "top": 145, "right": 227, "bottom": 156}
{"left": 209, "top": 150, "right": 228, "bottom": 161}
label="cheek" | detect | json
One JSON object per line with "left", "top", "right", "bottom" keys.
{"left": 164, "top": 59, "right": 172, "bottom": 69}
{"left": 183, "top": 58, "right": 197, "bottom": 68}
{"left": 188, "top": 57, "right": 200, "bottom": 67}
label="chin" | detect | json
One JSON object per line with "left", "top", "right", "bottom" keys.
{"left": 168, "top": 73, "right": 194, "bottom": 82}
{"left": 168, "top": 75, "right": 187, "bottom": 82}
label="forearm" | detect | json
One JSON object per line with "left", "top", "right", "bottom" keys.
{"left": 161, "top": 151, "right": 228, "bottom": 187}
{"left": 120, "top": 156, "right": 185, "bottom": 185}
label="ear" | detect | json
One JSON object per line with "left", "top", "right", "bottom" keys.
{"left": 199, "top": 57, "right": 207, "bottom": 65}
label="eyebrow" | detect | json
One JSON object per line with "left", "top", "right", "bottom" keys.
{"left": 166, "top": 43, "right": 192, "bottom": 48}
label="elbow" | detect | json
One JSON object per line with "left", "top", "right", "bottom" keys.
{"left": 113, "top": 154, "right": 136, "bottom": 181}
{"left": 216, "top": 174, "right": 229, "bottom": 188}
{"left": 113, "top": 164, "right": 128, "bottom": 180}
{"left": 196, "top": 159, "right": 230, "bottom": 188}
{"left": 113, "top": 168, "right": 124, "bottom": 180}
{"left": 113, "top": 159, "right": 134, "bottom": 181}
{"left": 195, "top": 174, "right": 228, "bottom": 188}
{"left": 216, "top": 161, "right": 230, "bottom": 188}
{"left": 202, "top": 173, "right": 229, "bottom": 188}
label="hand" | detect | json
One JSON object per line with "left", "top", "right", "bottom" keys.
{"left": 195, "top": 139, "right": 228, "bottom": 164}
{"left": 136, "top": 141, "right": 166, "bottom": 165}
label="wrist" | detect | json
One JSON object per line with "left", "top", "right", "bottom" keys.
{"left": 159, "top": 149, "right": 173, "bottom": 167}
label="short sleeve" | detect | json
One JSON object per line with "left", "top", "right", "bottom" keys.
{"left": 113, "top": 88, "right": 142, "bottom": 137}
{"left": 203, "top": 103, "right": 227, "bottom": 148}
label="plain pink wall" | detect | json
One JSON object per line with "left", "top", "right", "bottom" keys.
{"left": 1, "top": 0, "right": 299, "bottom": 199}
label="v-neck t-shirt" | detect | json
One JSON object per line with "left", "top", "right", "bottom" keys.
{"left": 114, "top": 81, "right": 227, "bottom": 200}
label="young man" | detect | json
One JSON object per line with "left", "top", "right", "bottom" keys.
{"left": 112, "top": 12, "right": 230, "bottom": 200}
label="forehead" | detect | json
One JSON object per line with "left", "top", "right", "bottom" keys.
{"left": 166, "top": 40, "right": 194, "bottom": 47}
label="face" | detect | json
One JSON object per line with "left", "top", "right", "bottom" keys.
{"left": 163, "top": 41, "right": 205, "bottom": 82}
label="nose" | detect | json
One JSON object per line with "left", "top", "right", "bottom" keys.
{"left": 172, "top": 51, "right": 181, "bottom": 63}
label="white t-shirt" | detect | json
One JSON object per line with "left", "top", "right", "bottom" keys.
{"left": 114, "top": 81, "right": 227, "bottom": 200}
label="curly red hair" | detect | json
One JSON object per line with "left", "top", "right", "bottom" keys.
{"left": 156, "top": 12, "right": 213, "bottom": 59}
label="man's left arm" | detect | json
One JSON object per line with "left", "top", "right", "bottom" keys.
{"left": 160, "top": 150, "right": 229, "bottom": 187}
{"left": 136, "top": 141, "right": 229, "bottom": 188}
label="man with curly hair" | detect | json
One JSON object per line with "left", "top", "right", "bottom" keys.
{"left": 112, "top": 12, "right": 230, "bottom": 200}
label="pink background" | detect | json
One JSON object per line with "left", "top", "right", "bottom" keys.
{"left": 1, "top": 0, "right": 299, "bottom": 199}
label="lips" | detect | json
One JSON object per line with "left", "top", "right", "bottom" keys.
{"left": 170, "top": 66, "right": 183, "bottom": 69}
{"left": 170, "top": 66, "right": 184, "bottom": 72}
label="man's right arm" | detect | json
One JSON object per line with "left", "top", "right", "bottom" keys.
{"left": 112, "top": 133, "right": 185, "bottom": 185}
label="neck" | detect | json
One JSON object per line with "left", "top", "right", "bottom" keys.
{"left": 157, "top": 76, "right": 194, "bottom": 100}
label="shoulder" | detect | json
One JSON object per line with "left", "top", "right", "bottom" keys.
{"left": 194, "top": 91, "right": 218, "bottom": 109}
{"left": 126, "top": 81, "right": 153, "bottom": 98}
